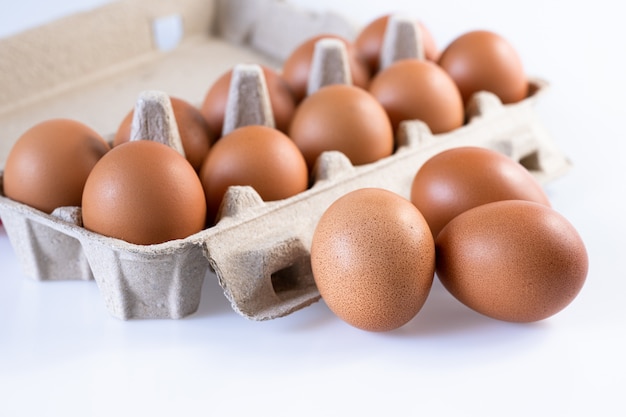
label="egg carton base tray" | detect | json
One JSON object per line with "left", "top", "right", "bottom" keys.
{"left": 0, "top": 80, "right": 571, "bottom": 320}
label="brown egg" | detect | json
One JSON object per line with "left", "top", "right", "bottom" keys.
{"left": 410, "top": 146, "right": 550, "bottom": 238}
{"left": 200, "top": 65, "right": 296, "bottom": 138}
{"left": 288, "top": 84, "right": 394, "bottom": 171}
{"left": 438, "top": 30, "right": 528, "bottom": 105}
{"left": 311, "top": 188, "right": 435, "bottom": 332}
{"left": 282, "top": 34, "right": 371, "bottom": 103}
{"left": 82, "top": 140, "right": 206, "bottom": 245}
{"left": 354, "top": 14, "right": 440, "bottom": 74}
{"left": 436, "top": 200, "right": 588, "bottom": 322}
{"left": 369, "top": 59, "right": 464, "bottom": 134}
{"left": 199, "top": 125, "right": 308, "bottom": 225}
{"left": 114, "top": 96, "right": 214, "bottom": 171}
{"left": 3, "top": 118, "right": 110, "bottom": 214}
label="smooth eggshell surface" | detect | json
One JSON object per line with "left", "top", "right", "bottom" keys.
{"left": 368, "top": 59, "right": 464, "bottom": 134}
{"left": 410, "top": 146, "right": 550, "bottom": 238}
{"left": 114, "top": 96, "right": 214, "bottom": 171}
{"left": 288, "top": 84, "right": 394, "bottom": 170}
{"left": 282, "top": 34, "right": 371, "bottom": 103}
{"left": 311, "top": 188, "right": 435, "bottom": 332}
{"left": 82, "top": 140, "right": 206, "bottom": 245}
{"left": 199, "top": 125, "right": 308, "bottom": 225}
{"left": 3, "top": 118, "right": 110, "bottom": 214}
{"left": 435, "top": 200, "right": 588, "bottom": 323}
{"left": 438, "top": 30, "right": 528, "bottom": 105}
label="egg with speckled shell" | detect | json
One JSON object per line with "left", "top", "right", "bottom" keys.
{"left": 436, "top": 200, "right": 588, "bottom": 323}
{"left": 311, "top": 188, "right": 435, "bottom": 332}
{"left": 410, "top": 146, "right": 550, "bottom": 238}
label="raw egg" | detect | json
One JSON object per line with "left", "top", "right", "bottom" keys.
{"left": 282, "top": 34, "right": 371, "bottom": 102}
{"left": 201, "top": 65, "right": 296, "bottom": 138}
{"left": 311, "top": 188, "right": 435, "bottom": 332}
{"left": 288, "top": 84, "right": 394, "bottom": 171}
{"left": 3, "top": 118, "right": 110, "bottom": 214}
{"left": 199, "top": 125, "right": 308, "bottom": 224}
{"left": 436, "top": 200, "right": 588, "bottom": 322}
{"left": 354, "top": 14, "right": 439, "bottom": 73}
{"left": 368, "top": 59, "right": 464, "bottom": 134}
{"left": 438, "top": 30, "right": 528, "bottom": 105}
{"left": 114, "top": 96, "right": 214, "bottom": 171}
{"left": 410, "top": 146, "right": 550, "bottom": 238}
{"left": 82, "top": 140, "right": 206, "bottom": 245}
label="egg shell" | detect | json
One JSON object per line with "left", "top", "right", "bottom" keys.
{"left": 200, "top": 65, "right": 296, "bottom": 138}
{"left": 288, "top": 84, "right": 394, "bottom": 170}
{"left": 368, "top": 59, "right": 464, "bottom": 134}
{"left": 82, "top": 140, "right": 207, "bottom": 245}
{"left": 354, "top": 14, "right": 439, "bottom": 73}
{"left": 436, "top": 200, "right": 588, "bottom": 323}
{"left": 282, "top": 34, "right": 371, "bottom": 102}
{"left": 113, "top": 96, "right": 214, "bottom": 171}
{"left": 438, "top": 30, "right": 528, "bottom": 105}
{"left": 311, "top": 188, "right": 435, "bottom": 332}
{"left": 199, "top": 125, "right": 309, "bottom": 224}
{"left": 3, "top": 119, "right": 110, "bottom": 214}
{"left": 410, "top": 146, "right": 551, "bottom": 238}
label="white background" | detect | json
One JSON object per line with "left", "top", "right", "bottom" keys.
{"left": 1, "top": 1, "right": 625, "bottom": 416}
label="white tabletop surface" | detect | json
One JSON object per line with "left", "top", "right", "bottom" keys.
{"left": 1, "top": 1, "right": 625, "bottom": 416}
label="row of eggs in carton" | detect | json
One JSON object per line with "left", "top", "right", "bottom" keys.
{"left": 0, "top": 14, "right": 579, "bottom": 328}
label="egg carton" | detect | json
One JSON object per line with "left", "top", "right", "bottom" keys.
{"left": 0, "top": 14, "right": 571, "bottom": 321}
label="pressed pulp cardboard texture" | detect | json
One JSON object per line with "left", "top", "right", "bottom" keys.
{"left": 0, "top": 0, "right": 212, "bottom": 167}
{"left": 0, "top": 0, "right": 217, "bottom": 113}
{"left": 0, "top": 81, "right": 571, "bottom": 320}
{"left": 0, "top": 0, "right": 356, "bottom": 168}
{"left": 0, "top": 0, "right": 572, "bottom": 321}
{"left": 0, "top": 0, "right": 359, "bottom": 319}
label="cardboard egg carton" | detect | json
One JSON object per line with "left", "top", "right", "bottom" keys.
{"left": 0, "top": 0, "right": 571, "bottom": 320}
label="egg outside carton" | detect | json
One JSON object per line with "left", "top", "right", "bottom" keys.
{"left": 0, "top": 15, "right": 571, "bottom": 321}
